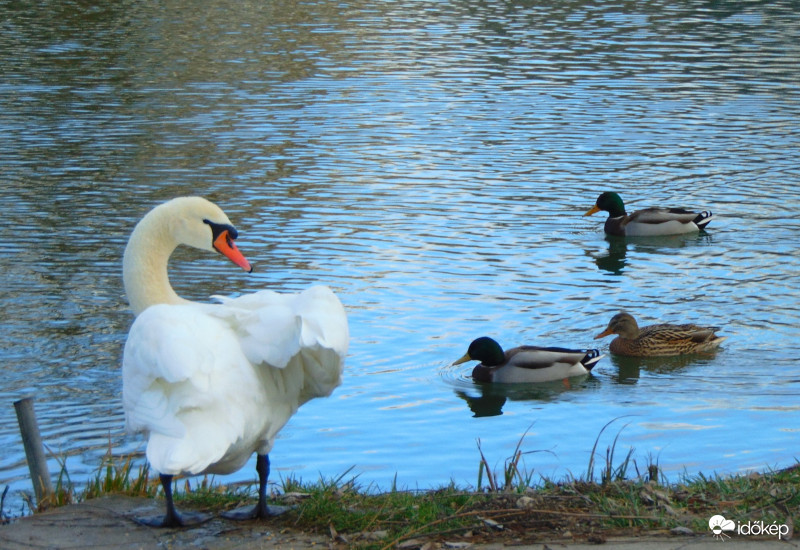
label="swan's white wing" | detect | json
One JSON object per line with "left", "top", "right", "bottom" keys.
{"left": 213, "top": 285, "right": 348, "bottom": 365}
{"left": 210, "top": 291, "right": 304, "bottom": 369}
{"left": 213, "top": 285, "right": 348, "bottom": 403}
{"left": 123, "top": 304, "right": 263, "bottom": 475}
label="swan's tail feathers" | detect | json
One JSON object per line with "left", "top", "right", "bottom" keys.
{"left": 693, "top": 211, "right": 714, "bottom": 229}
{"left": 296, "top": 345, "right": 345, "bottom": 404}
{"left": 296, "top": 286, "right": 349, "bottom": 355}
{"left": 581, "top": 349, "right": 605, "bottom": 372}
{"left": 124, "top": 382, "right": 185, "bottom": 439}
{"left": 146, "top": 425, "right": 245, "bottom": 477}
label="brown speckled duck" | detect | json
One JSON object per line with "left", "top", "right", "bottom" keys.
{"left": 594, "top": 312, "right": 725, "bottom": 357}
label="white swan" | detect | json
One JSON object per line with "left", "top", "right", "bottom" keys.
{"left": 121, "top": 197, "right": 348, "bottom": 527}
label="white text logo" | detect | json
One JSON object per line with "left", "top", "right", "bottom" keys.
{"left": 709, "top": 514, "right": 790, "bottom": 541}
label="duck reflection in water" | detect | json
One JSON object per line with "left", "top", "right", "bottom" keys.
{"left": 610, "top": 351, "right": 722, "bottom": 385}
{"left": 455, "top": 376, "right": 599, "bottom": 418}
{"left": 593, "top": 235, "right": 628, "bottom": 275}
{"left": 588, "top": 233, "right": 714, "bottom": 276}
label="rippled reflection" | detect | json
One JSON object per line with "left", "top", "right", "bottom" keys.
{"left": 454, "top": 376, "right": 600, "bottom": 418}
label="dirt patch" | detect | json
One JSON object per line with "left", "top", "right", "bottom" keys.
{"left": 0, "top": 495, "right": 329, "bottom": 550}
{"left": 0, "top": 492, "right": 663, "bottom": 549}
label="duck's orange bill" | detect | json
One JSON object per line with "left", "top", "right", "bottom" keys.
{"left": 213, "top": 230, "right": 252, "bottom": 273}
{"left": 594, "top": 328, "right": 614, "bottom": 339}
{"left": 584, "top": 204, "right": 601, "bottom": 216}
{"left": 452, "top": 353, "right": 472, "bottom": 366}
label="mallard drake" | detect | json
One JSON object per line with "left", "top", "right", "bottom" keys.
{"left": 453, "top": 337, "right": 603, "bottom": 383}
{"left": 584, "top": 191, "right": 713, "bottom": 236}
{"left": 594, "top": 312, "right": 725, "bottom": 357}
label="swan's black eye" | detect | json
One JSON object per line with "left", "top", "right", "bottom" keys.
{"left": 203, "top": 219, "right": 238, "bottom": 240}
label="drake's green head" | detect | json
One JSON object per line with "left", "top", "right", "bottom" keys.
{"left": 452, "top": 336, "right": 505, "bottom": 367}
{"left": 584, "top": 192, "right": 626, "bottom": 217}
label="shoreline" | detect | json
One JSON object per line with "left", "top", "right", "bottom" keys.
{"left": 1, "top": 464, "right": 797, "bottom": 549}
{"left": 0, "top": 494, "right": 795, "bottom": 550}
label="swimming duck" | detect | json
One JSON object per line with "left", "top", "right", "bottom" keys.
{"left": 594, "top": 312, "right": 725, "bottom": 357}
{"left": 122, "top": 197, "right": 348, "bottom": 527}
{"left": 584, "top": 191, "right": 713, "bottom": 236}
{"left": 453, "top": 337, "right": 603, "bottom": 383}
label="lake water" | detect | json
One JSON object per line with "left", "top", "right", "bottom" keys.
{"left": 2, "top": 0, "right": 799, "bottom": 514}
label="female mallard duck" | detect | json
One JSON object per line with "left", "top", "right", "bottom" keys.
{"left": 453, "top": 337, "right": 603, "bottom": 383}
{"left": 584, "top": 191, "right": 713, "bottom": 236}
{"left": 594, "top": 312, "right": 725, "bottom": 357}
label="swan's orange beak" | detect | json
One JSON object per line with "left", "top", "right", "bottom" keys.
{"left": 213, "top": 230, "right": 252, "bottom": 273}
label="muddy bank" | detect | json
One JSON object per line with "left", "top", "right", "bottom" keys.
{"left": 0, "top": 495, "right": 328, "bottom": 550}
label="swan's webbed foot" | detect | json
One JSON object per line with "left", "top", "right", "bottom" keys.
{"left": 134, "top": 509, "right": 212, "bottom": 528}
{"left": 220, "top": 503, "right": 291, "bottom": 521}
{"left": 134, "top": 473, "right": 212, "bottom": 528}
{"left": 219, "top": 454, "right": 290, "bottom": 521}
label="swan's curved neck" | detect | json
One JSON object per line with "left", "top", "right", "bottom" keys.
{"left": 123, "top": 207, "right": 192, "bottom": 316}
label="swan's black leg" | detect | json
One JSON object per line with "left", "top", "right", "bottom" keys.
{"left": 161, "top": 474, "right": 182, "bottom": 526}
{"left": 134, "top": 474, "right": 211, "bottom": 527}
{"left": 221, "top": 454, "right": 290, "bottom": 520}
{"left": 254, "top": 453, "right": 270, "bottom": 518}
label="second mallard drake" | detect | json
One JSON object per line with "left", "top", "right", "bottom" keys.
{"left": 595, "top": 312, "right": 725, "bottom": 357}
{"left": 453, "top": 337, "right": 604, "bottom": 383}
{"left": 584, "top": 191, "right": 713, "bottom": 236}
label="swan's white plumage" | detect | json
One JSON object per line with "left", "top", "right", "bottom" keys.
{"left": 121, "top": 197, "right": 348, "bottom": 479}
